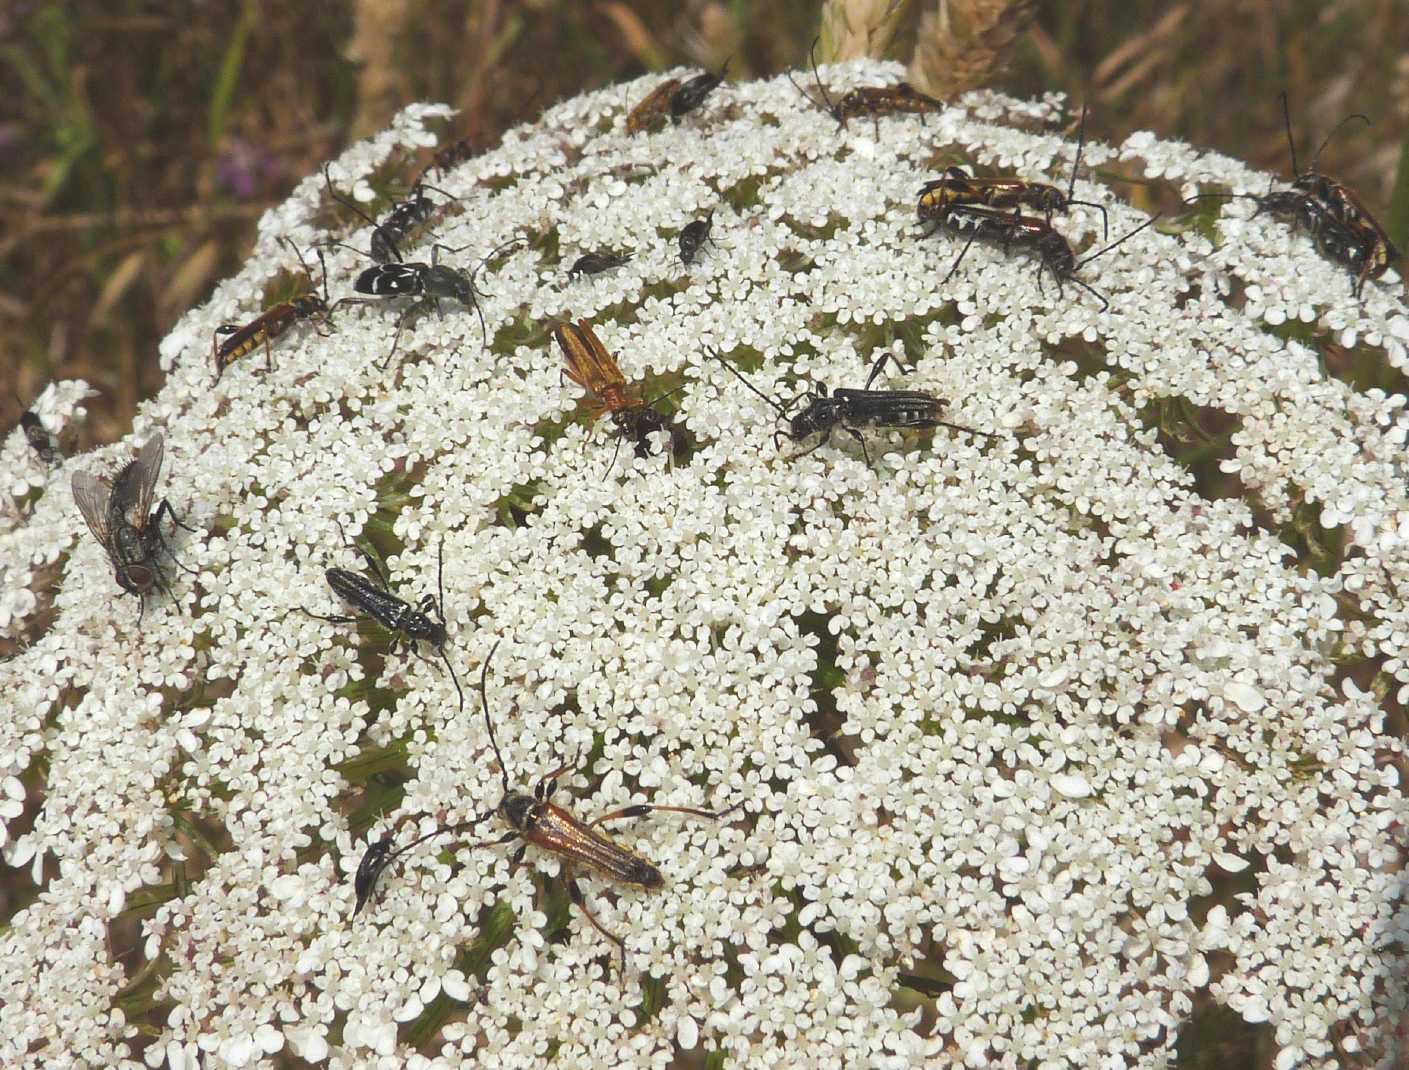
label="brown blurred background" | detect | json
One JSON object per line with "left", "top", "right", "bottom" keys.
{"left": 3, "top": 0, "right": 1408, "bottom": 442}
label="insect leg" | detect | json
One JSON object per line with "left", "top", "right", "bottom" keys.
{"left": 566, "top": 874, "right": 627, "bottom": 975}
{"left": 534, "top": 759, "right": 579, "bottom": 801}
{"left": 295, "top": 608, "right": 360, "bottom": 625}
{"left": 860, "top": 351, "right": 907, "bottom": 390}
{"left": 1064, "top": 275, "right": 1111, "bottom": 314}
{"left": 940, "top": 228, "right": 981, "bottom": 287}
{"left": 587, "top": 799, "right": 744, "bottom": 829}
{"left": 381, "top": 299, "right": 424, "bottom": 370}
{"left": 786, "top": 426, "right": 834, "bottom": 461}
{"left": 845, "top": 428, "right": 874, "bottom": 468}
{"left": 149, "top": 501, "right": 200, "bottom": 576}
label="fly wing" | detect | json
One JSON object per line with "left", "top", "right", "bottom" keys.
{"left": 555, "top": 320, "right": 625, "bottom": 397}
{"left": 111, "top": 433, "right": 165, "bottom": 530}
{"left": 71, "top": 469, "right": 113, "bottom": 550}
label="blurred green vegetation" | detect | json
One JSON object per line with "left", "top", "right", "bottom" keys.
{"left": 3, "top": 0, "right": 1406, "bottom": 445}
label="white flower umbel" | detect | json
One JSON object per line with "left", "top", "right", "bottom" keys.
{"left": 2, "top": 72, "right": 1407, "bottom": 1070}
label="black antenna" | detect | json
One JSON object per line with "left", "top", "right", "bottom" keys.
{"left": 413, "top": 181, "right": 460, "bottom": 203}
{"left": 1064, "top": 102, "right": 1109, "bottom": 239}
{"left": 710, "top": 351, "right": 789, "bottom": 419}
{"left": 1311, "top": 112, "right": 1371, "bottom": 173}
{"left": 1279, "top": 91, "right": 1300, "bottom": 179}
{"left": 1066, "top": 102, "right": 1088, "bottom": 204}
{"left": 435, "top": 537, "right": 465, "bottom": 718}
{"left": 322, "top": 164, "right": 403, "bottom": 262}
{"left": 1075, "top": 213, "right": 1161, "bottom": 270}
{"left": 479, "top": 638, "right": 509, "bottom": 793}
{"left": 808, "top": 36, "right": 838, "bottom": 119}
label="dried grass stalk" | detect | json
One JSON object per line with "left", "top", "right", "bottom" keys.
{"left": 819, "top": 0, "right": 910, "bottom": 61}
{"left": 911, "top": 0, "right": 1038, "bottom": 98}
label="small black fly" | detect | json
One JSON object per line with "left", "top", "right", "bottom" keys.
{"left": 711, "top": 351, "right": 997, "bottom": 467}
{"left": 679, "top": 214, "right": 716, "bottom": 266}
{"left": 20, "top": 410, "right": 59, "bottom": 465}
{"left": 353, "top": 826, "right": 398, "bottom": 915}
{"left": 566, "top": 252, "right": 632, "bottom": 281}
{"left": 72, "top": 432, "right": 198, "bottom": 622}
{"left": 669, "top": 59, "right": 731, "bottom": 122}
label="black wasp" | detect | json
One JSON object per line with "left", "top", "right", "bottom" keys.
{"left": 299, "top": 522, "right": 465, "bottom": 716}
{"left": 72, "top": 432, "right": 198, "bottom": 621}
{"left": 566, "top": 252, "right": 632, "bottom": 281}
{"left": 711, "top": 351, "right": 996, "bottom": 466}
{"left": 680, "top": 214, "right": 716, "bottom": 266}
{"left": 669, "top": 59, "right": 730, "bottom": 122}
{"left": 323, "top": 164, "right": 457, "bottom": 265}
{"left": 20, "top": 410, "right": 59, "bottom": 465}
{"left": 338, "top": 237, "right": 523, "bottom": 367}
{"left": 352, "top": 640, "right": 743, "bottom": 972}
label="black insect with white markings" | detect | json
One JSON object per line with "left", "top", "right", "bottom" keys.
{"left": 679, "top": 214, "right": 715, "bottom": 266}
{"left": 212, "top": 240, "right": 342, "bottom": 380}
{"left": 669, "top": 59, "right": 730, "bottom": 122}
{"left": 20, "top": 410, "right": 59, "bottom": 465}
{"left": 786, "top": 36, "right": 941, "bottom": 137}
{"left": 712, "top": 351, "right": 997, "bottom": 467}
{"left": 72, "top": 432, "right": 197, "bottom": 622}
{"left": 352, "top": 640, "right": 743, "bottom": 971}
{"left": 299, "top": 522, "right": 466, "bottom": 717}
{"left": 566, "top": 252, "right": 632, "bottom": 280}
{"left": 323, "top": 164, "right": 456, "bottom": 265}
{"left": 340, "top": 237, "right": 522, "bottom": 366}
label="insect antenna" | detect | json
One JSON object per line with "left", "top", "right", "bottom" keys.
{"left": 708, "top": 350, "right": 789, "bottom": 419}
{"left": 1063, "top": 103, "right": 1109, "bottom": 239}
{"left": 1309, "top": 111, "right": 1371, "bottom": 174}
{"left": 412, "top": 181, "right": 460, "bottom": 204}
{"left": 1074, "top": 213, "right": 1161, "bottom": 271}
{"left": 1278, "top": 91, "right": 1301, "bottom": 180}
{"left": 479, "top": 638, "right": 510, "bottom": 794}
{"left": 434, "top": 537, "right": 466, "bottom": 718}
{"left": 468, "top": 235, "right": 527, "bottom": 294}
{"left": 644, "top": 382, "right": 689, "bottom": 409}
{"left": 371, "top": 806, "right": 493, "bottom": 893}
{"left": 322, "top": 164, "right": 403, "bottom": 262}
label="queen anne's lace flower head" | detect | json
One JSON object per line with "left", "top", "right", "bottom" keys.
{"left": 2, "top": 68, "right": 1407, "bottom": 1069}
